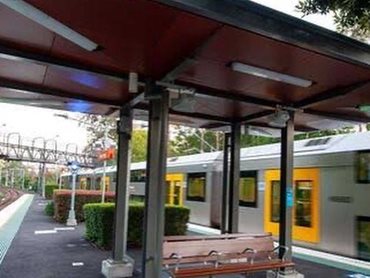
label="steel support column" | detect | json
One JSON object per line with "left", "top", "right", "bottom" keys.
{"left": 228, "top": 123, "right": 241, "bottom": 233}
{"left": 221, "top": 133, "right": 230, "bottom": 234}
{"left": 142, "top": 86, "right": 169, "bottom": 278}
{"left": 101, "top": 106, "right": 134, "bottom": 278}
{"left": 112, "top": 107, "right": 132, "bottom": 260}
{"left": 279, "top": 112, "right": 295, "bottom": 261}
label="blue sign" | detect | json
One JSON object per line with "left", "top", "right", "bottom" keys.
{"left": 68, "top": 161, "right": 80, "bottom": 174}
{"left": 287, "top": 188, "right": 293, "bottom": 208}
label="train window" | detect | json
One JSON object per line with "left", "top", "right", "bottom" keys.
{"left": 271, "top": 181, "right": 280, "bottom": 223}
{"left": 186, "top": 172, "right": 206, "bottom": 202}
{"left": 357, "top": 216, "right": 370, "bottom": 261}
{"left": 131, "top": 170, "right": 146, "bottom": 182}
{"left": 356, "top": 151, "right": 370, "bottom": 183}
{"left": 239, "top": 171, "right": 257, "bottom": 207}
{"left": 295, "top": 181, "right": 312, "bottom": 228}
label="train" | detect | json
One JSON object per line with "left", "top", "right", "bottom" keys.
{"left": 61, "top": 131, "right": 370, "bottom": 262}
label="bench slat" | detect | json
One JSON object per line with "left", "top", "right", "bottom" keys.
{"left": 164, "top": 233, "right": 271, "bottom": 242}
{"left": 163, "top": 237, "right": 274, "bottom": 258}
{"left": 167, "top": 261, "right": 295, "bottom": 278}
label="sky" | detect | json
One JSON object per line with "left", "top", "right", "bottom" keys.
{"left": 0, "top": 0, "right": 338, "bottom": 149}
{"left": 0, "top": 104, "right": 88, "bottom": 150}
{"left": 251, "top": 0, "right": 336, "bottom": 31}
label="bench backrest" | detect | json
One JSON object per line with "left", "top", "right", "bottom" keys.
{"left": 163, "top": 234, "right": 274, "bottom": 259}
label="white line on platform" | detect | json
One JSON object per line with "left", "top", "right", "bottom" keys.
{"left": 67, "top": 244, "right": 77, "bottom": 247}
{"left": 54, "top": 227, "right": 75, "bottom": 231}
{"left": 34, "top": 230, "right": 57, "bottom": 235}
{"left": 72, "top": 262, "right": 84, "bottom": 267}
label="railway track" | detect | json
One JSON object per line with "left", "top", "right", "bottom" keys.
{"left": 0, "top": 188, "right": 22, "bottom": 211}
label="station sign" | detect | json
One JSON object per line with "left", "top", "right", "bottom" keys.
{"left": 98, "top": 147, "right": 116, "bottom": 161}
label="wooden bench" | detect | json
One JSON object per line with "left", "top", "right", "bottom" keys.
{"left": 163, "top": 234, "right": 294, "bottom": 277}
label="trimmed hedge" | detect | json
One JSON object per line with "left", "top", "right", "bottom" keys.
{"left": 44, "top": 201, "right": 54, "bottom": 216}
{"left": 53, "top": 190, "right": 115, "bottom": 223}
{"left": 84, "top": 203, "right": 190, "bottom": 249}
{"left": 45, "top": 184, "right": 59, "bottom": 199}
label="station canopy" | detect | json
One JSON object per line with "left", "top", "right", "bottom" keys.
{"left": 0, "top": 0, "right": 369, "bottom": 132}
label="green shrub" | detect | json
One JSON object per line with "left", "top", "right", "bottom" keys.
{"left": 44, "top": 201, "right": 54, "bottom": 216}
{"left": 45, "top": 184, "right": 59, "bottom": 199}
{"left": 53, "top": 190, "right": 115, "bottom": 223}
{"left": 83, "top": 203, "right": 190, "bottom": 249}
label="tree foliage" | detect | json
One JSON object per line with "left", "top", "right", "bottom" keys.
{"left": 79, "top": 115, "right": 148, "bottom": 163}
{"left": 297, "top": 0, "right": 370, "bottom": 39}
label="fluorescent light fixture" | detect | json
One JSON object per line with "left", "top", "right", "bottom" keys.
{"left": 268, "top": 109, "right": 290, "bottom": 128}
{"left": 231, "top": 62, "right": 313, "bottom": 88}
{"left": 171, "top": 94, "right": 196, "bottom": 112}
{"left": 129, "top": 72, "right": 138, "bottom": 93}
{"left": 0, "top": 0, "right": 98, "bottom": 51}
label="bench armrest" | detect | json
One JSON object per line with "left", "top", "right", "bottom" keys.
{"left": 241, "top": 248, "right": 257, "bottom": 264}
{"left": 269, "top": 246, "right": 289, "bottom": 261}
{"left": 208, "top": 250, "right": 224, "bottom": 268}
{"left": 164, "top": 253, "right": 182, "bottom": 271}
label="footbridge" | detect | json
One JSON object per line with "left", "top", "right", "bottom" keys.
{"left": 0, "top": 133, "right": 97, "bottom": 168}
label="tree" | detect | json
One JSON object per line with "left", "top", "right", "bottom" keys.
{"left": 79, "top": 114, "right": 148, "bottom": 163}
{"left": 297, "top": 0, "right": 370, "bottom": 39}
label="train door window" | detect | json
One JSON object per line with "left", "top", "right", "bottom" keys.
{"left": 131, "top": 170, "right": 146, "bottom": 182}
{"left": 86, "top": 177, "right": 91, "bottom": 189}
{"left": 186, "top": 173, "right": 206, "bottom": 202}
{"left": 356, "top": 151, "right": 370, "bottom": 183}
{"left": 96, "top": 177, "right": 101, "bottom": 190}
{"left": 239, "top": 171, "right": 257, "bottom": 207}
{"left": 271, "top": 181, "right": 280, "bottom": 223}
{"left": 295, "top": 181, "right": 312, "bottom": 228}
{"left": 357, "top": 216, "right": 370, "bottom": 261}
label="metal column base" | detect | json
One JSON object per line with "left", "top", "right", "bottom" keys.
{"left": 267, "top": 270, "right": 304, "bottom": 278}
{"left": 101, "top": 257, "right": 134, "bottom": 278}
{"left": 66, "top": 210, "right": 77, "bottom": 226}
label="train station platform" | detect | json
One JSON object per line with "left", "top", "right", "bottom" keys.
{"left": 0, "top": 196, "right": 369, "bottom": 278}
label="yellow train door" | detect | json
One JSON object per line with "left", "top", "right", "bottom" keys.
{"left": 264, "top": 168, "right": 320, "bottom": 243}
{"left": 80, "top": 177, "right": 87, "bottom": 189}
{"left": 166, "top": 173, "right": 184, "bottom": 206}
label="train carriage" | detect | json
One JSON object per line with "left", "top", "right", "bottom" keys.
{"left": 62, "top": 131, "right": 370, "bottom": 261}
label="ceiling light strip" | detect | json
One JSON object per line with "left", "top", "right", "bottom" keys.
{"left": 231, "top": 62, "right": 313, "bottom": 88}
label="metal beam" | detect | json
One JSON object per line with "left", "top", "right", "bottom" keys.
{"left": 305, "top": 109, "right": 370, "bottom": 123}
{"left": 161, "top": 26, "right": 222, "bottom": 82}
{"left": 176, "top": 82, "right": 280, "bottom": 109}
{"left": 295, "top": 80, "right": 370, "bottom": 108}
{"left": 228, "top": 122, "right": 240, "bottom": 233}
{"left": 0, "top": 43, "right": 130, "bottom": 81}
{"left": 169, "top": 108, "right": 232, "bottom": 123}
{"left": 154, "top": 0, "right": 370, "bottom": 68}
{"left": 247, "top": 121, "right": 318, "bottom": 133}
{"left": 135, "top": 102, "right": 232, "bottom": 123}
{"left": 0, "top": 78, "right": 119, "bottom": 107}
{"left": 237, "top": 110, "right": 275, "bottom": 123}
{"left": 142, "top": 86, "right": 170, "bottom": 278}
{"left": 279, "top": 111, "right": 294, "bottom": 261}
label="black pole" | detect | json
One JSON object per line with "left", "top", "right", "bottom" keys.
{"left": 221, "top": 133, "right": 230, "bottom": 234}
{"left": 279, "top": 111, "right": 294, "bottom": 261}
{"left": 228, "top": 123, "right": 241, "bottom": 233}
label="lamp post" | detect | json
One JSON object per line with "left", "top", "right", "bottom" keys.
{"left": 66, "top": 161, "right": 79, "bottom": 226}
{"left": 101, "top": 127, "right": 109, "bottom": 203}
